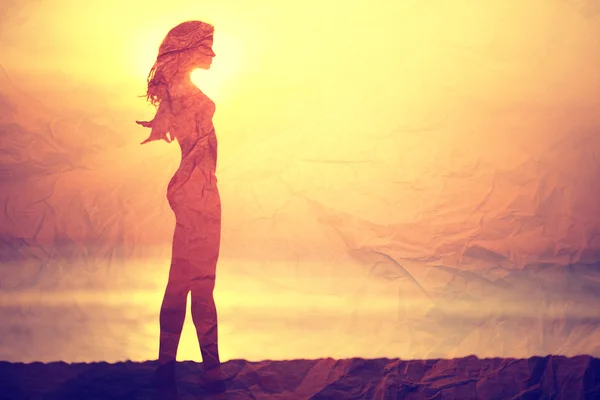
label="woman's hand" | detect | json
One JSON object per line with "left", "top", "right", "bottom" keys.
{"left": 135, "top": 120, "right": 153, "bottom": 128}
{"left": 136, "top": 118, "right": 172, "bottom": 144}
{"left": 137, "top": 101, "right": 174, "bottom": 145}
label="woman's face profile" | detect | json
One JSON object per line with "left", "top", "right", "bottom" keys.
{"left": 189, "top": 37, "right": 216, "bottom": 70}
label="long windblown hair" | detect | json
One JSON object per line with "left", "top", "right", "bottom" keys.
{"left": 145, "top": 21, "right": 215, "bottom": 107}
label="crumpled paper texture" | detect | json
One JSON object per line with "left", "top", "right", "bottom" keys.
{"left": 1, "top": 0, "right": 600, "bottom": 384}
{"left": 0, "top": 356, "right": 599, "bottom": 399}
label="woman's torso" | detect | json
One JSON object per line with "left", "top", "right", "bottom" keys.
{"left": 167, "top": 90, "right": 220, "bottom": 213}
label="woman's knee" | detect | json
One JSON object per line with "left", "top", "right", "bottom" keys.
{"left": 190, "top": 275, "right": 215, "bottom": 294}
{"left": 164, "top": 280, "right": 190, "bottom": 300}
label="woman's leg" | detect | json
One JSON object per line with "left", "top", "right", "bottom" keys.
{"left": 158, "top": 262, "right": 189, "bottom": 364}
{"left": 190, "top": 275, "right": 220, "bottom": 372}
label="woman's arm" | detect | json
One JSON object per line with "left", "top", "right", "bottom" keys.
{"left": 136, "top": 102, "right": 173, "bottom": 144}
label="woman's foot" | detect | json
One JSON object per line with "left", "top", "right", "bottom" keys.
{"left": 202, "top": 365, "right": 227, "bottom": 394}
{"left": 152, "top": 360, "right": 176, "bottom": 387}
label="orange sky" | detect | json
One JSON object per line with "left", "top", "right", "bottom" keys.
{"left": 1, "top": 0, "right": 600, "bottom": 362}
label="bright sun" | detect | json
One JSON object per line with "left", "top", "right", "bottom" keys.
{"left": 189, "top": 31, "right": 242, "bottom": 102}
{"left": 132, "top": 26, "right": 242, "bottom": 103}
{"left": 190, "top": 69, "right": 214, "bottom": 93}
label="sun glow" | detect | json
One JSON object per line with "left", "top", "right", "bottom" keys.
{"left": 190, "top": 30, "right": 243, "bottom": 102}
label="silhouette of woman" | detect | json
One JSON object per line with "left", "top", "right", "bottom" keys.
{"left": 136, "top": 20, "right": 224, "bottom": 392}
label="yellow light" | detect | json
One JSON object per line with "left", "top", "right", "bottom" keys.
{"left": 190, "top": 30, "right": 244, "bottom": 102}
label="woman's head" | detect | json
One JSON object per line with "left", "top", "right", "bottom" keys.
{"left": 145, "top": 20, "right": 215, "bottom": 106}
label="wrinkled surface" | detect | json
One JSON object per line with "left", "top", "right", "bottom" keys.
{"left": 0, "top": 356, "right": 599, "bottom": 399}
{"left": 2, "top": 0, "right": 600, "bottom": 375}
